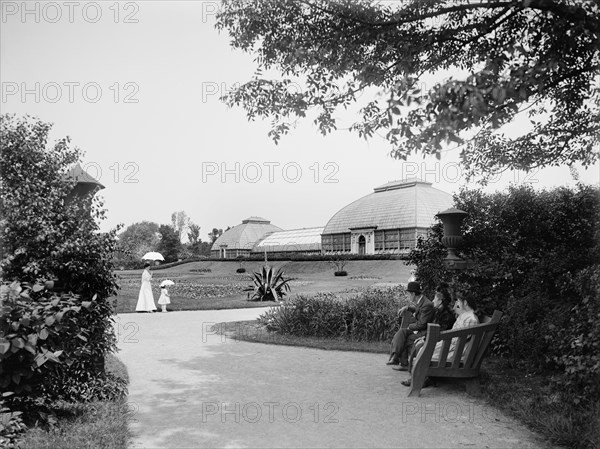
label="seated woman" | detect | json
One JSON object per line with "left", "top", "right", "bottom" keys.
{"left": 401, "top": 287, "right": 478, "bottom": 387}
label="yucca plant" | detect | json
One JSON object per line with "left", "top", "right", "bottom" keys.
{"left": 247, "top": 265, "right": 291, "bottom": 302}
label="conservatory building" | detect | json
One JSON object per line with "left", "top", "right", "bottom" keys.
{"left": 321, "top": 178, "right": 453, "bottom": 255}
{"left": 210, "top": 217, "right": 282, "bottom": 258}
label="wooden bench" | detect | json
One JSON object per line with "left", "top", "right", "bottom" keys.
{"left": 407, "top": 310, "right": 503, "bottom": 397}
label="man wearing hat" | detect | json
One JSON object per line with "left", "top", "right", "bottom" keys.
{"left": 387, "top": 281, "right": 435, "bottom": 370}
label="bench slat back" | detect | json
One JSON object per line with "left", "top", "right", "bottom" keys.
{"left": 425, "top": 310, "right": 503, "bottom": 371}
{"left": 471, "top": 310, "right": 503, "bottom": 368}
{"left": 463, "top": 329, "right": 484, "bottom": 368}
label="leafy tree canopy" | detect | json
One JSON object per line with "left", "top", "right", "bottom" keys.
{"left": 187, "top": 222, "right": 201, "bottom": 244}
{"left": 117, "top": 221, "right": 160, "bottom": 261}
{"left": 157, "top": 224, "right": 182, "bottom": 263}
{"left": 208, "top": 228, "right": 224, "bottom": 244}
{"left": 216, "top": 0, "right": 600, "bottom": 179}
{"left": 0, "top": 114, "right": 118, "bottom": 298}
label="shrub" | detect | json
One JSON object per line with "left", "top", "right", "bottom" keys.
{"left": 334, "top": 271, "right": 347, "bottom": 276}
{"left": 0, "top": 115, "right": 121, "bottom": 424}
{"left": 548, "top": 265, "right": 600, "bottom": 405}
{"left": 0, "top": 401, "right": 26, "bottom": 449}
{"left": 0, "top": 281, "right": 123, "bottom": 423}
{"left": 236, "top": 268, "right": 246, "bottom": 274}
{"left": 407, "top": 183, "right": 600, "bottom": 404}
{"left": 258, "top": 285, "right": 409, "bottom": 341}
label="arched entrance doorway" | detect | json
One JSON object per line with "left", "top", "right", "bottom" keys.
{"left": 358, "top": 235, "right": 366, "bottom": 255}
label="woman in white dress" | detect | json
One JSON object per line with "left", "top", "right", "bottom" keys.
{"left": 135, "top": 262, "right": 156, "bottom": 312}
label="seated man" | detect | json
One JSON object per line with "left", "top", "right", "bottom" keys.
{"left": 387, "top": 281, "right": 435, "bottom": 371}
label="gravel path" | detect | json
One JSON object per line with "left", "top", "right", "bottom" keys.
{"left": 116, "top": 309, "right": 550, "bottom": 449}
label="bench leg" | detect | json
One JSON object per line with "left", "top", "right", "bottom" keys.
{"left": 465, "top": 377, "right": 482, "bottom": 396}
{"left": 407, "top": 377, "right": 423, "bottom": 397}
{"left": 407, "top": 364, "right": 429, "bottom": 397}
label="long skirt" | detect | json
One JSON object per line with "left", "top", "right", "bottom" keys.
{"left": 135, "top": 281, "right": 156, "bottom": 312}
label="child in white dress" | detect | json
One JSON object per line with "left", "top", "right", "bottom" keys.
{"left": 158, "top": 285, "right": 171, "bottom": 312}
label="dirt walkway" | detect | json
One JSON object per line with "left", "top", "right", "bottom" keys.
{"left": 116, "top": 309, "right": 550, "bottom": 449}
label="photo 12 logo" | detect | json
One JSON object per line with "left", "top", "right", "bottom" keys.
{"left": 399, "top": 162, "right": 539, "bottom": 185}
{"left": 81, "top": 162, "right": 140, "bottom": 184}
{"left": 201, "top": 161, "right": 340, "bottom": 184}
{"left": 1, "top": 2, "right": 140, "bottom": 24}
{"left": 400, "top": 401, "right": 498, "bottom": 424}
{"left": 201, "top": 401, "right": 340, "bottom": 424}
{"left": 1, "top": 82, "right": 140, "bottom": 104}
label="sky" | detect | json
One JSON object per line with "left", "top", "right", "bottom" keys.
{"left": 2, "top": 1, "right": 598, "bottom": 242}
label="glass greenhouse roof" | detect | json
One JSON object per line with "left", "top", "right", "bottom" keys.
{"left": 253, "top": 227, "right": 324, "bottom": 252}
{"left": 322, "top": 179, "right": 453, "bottom": 234}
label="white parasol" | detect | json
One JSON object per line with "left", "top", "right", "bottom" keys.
{"left": 160, "top": 280, "right": 175, "bottom": 287}
{"left": 142, "top": 252, "right": 165, "bottom": 261}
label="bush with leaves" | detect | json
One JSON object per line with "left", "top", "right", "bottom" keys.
{"left": 0, "top": 281, "right": 126, "bottom": 421}
{"left": 407, "top": 183, "right": 600, "bottom": 404}
{"left": 0, "top": 400, "right": 26, "bottom": 449}
{"left": 258, "top": 285, "right": 409, "bottom": 341}
{"left": 548, "top": 265, "right": 600, "bottom": 405}
{"left": 0, "top": 115, "right": 121, "bottom": 422}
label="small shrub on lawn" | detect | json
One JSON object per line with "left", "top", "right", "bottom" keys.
{"left": 236, "top": 268, "right": 246, "bottom": 273}
{"left": 334, "top": 271, "right": 347, "bottom": 276}
{"left": 258, "top": 285, "right": 408, "bottom": 341}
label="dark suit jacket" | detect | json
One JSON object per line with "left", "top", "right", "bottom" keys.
{"left": 407, "top": 295, "right": 435, "bottom": 332}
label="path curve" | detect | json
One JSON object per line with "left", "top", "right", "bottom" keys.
{"left": 115, "top": 309, "right": 549, "bottom": 449}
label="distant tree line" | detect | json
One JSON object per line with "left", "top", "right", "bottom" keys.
{"left": 112, "top": 212, "right": 230, "bottom": 269}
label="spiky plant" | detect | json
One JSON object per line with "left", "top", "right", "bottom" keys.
{"left": 248, "top": 265, "right": 291, "bottom": 302}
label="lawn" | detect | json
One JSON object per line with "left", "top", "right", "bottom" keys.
{"left": 112, "top": 259, "right": 414, "bottom": 313}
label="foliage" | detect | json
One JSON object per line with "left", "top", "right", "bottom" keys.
{"left": 548, "top": 265, "right": 600, "bottom": 405}
{"left": 0, "top": 115, "right": 120, "bottom": 297}
{"left": 0, "top": 401, "right": 27, "bottom": 448}
{"left": 404, "top": 223, "right": 450, "bottom": 298}
{"left": 185, "top": 222, "right": 211, "bottom": 258}
{"left": 247, "top": 265, "right": 292, "bottom": 301}
{"left": 334, "top": 271, "right": 347, "bottom": 277}
{"left": 407, "top": 183, "right": 600, "bottom": 404}
{"left": 0, "top": 279, "right": 124, "bottom": 428}
{"left": 114, "top": 221, "right": 160, "bottom": 269}
{"left": 236, "top": 268, "right": 247, "bottom": 274}
{"left": 187, "top": 222, "right": 201, "bottom": 245}
{"left": 482, "top": 358, "right": 600, "bottom": 449}
{"left": 1, "top": 282, "right": 83, "bottom": 398}
{"left": 44, "top": 371, "right": 128, "bottom": 404}
{"left": 328, "top": 252, "right": 350, "bottom": 275}
{"left": 216, "top": 1, "right": 599, "bottom": 179}
{"left": 156, "top": 224, "right": 181, "bottom": 263}
{"left": 171, "top": 211, "right": 190, "bottom": 243}
{"left": 0, "top": 115, "right": 121, "bottom": 429}
{"left": 258, "top": 285, "right": 408, "bottom": 340}
{"left": 208, "top": 228, "right": 223, "bottom": 244}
